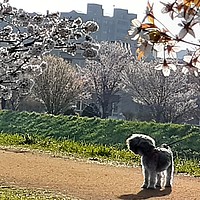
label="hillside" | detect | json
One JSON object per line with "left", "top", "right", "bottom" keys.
{"left": 0, "top": 110, "right": 199, "bottom": 159}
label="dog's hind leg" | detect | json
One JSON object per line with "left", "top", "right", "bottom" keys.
{"left": 141, "top": 168, "right": 149, "bottom": 188}
{"left": 156, "top": 172, "right": 162, "bottom": 188}
{"left": 165, "top": 164, "right": 174, "bottom": 187}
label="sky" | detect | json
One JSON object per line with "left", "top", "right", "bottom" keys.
{"left": 9, "top": 0, "right": 152, "bottom": 19}
{"left": 8, "top": 0, "right": 200, "bottom": 50}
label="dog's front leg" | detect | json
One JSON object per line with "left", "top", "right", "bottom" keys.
{"left": 141, "top": 168, "right": 149, "bottom": 188}
{"left": 148, "top": 171, "right": 157, "bottom": 189}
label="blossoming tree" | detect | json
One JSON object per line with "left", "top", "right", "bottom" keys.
{"left": 128, "top": 0, "right": 200, "bottom": 76}
{"left": 81, "top": 41, "right": 133, "bottom": 118}
{"left": 0, "top": 0, "right": 99, "bottom": 108}
{"left": 122, "top": 60, "right": 198, "bottom": 123}
{"left": 34, "top": 55, "right": 85, "bottom": 115}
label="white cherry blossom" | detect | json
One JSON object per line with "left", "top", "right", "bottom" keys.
{"left": 155, "top": 59, "right": 177, "bottom": 76}
{"left": 0, "top": 0, "right": 99, "bottom": 101}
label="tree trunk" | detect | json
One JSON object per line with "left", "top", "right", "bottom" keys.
{"left": 1, "top": 98, "right": 6, "bottom": 110}
{"left": 101, "top": 101, "right": 109, "bottom": 119}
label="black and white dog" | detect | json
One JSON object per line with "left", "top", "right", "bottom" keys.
{"left": 126, "top": 134, "right": 174, "bottom": 189}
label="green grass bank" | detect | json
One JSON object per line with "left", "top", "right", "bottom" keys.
{"left": 0, "top": 110, "right": 199, "bottom": 159}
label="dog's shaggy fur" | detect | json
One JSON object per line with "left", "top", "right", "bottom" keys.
{"left": 126, "top": 134, "right": 174, "bottom": 189}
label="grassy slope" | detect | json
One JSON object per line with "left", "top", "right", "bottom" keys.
{"left": 0, "top": 110, "right": 199, "bottom": 158}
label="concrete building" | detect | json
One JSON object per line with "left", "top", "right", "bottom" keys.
{"left": 61, "top": 4, "right": 136, "bottom": 43}
{"left": 59, "top": 3, "right": 137, "bottom": 65}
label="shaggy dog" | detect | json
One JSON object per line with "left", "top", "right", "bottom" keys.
{"left": 126, "top": 133, "right": 174, "bottom": 189}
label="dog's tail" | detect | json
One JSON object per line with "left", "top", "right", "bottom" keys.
{"left": 160, "top": 143, "right": 170, "bottom": 149}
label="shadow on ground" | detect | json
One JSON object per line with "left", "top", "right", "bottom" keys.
{"left": 118, "top": 187, "right": 172, "bottom": 200}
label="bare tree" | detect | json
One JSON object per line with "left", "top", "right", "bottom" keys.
{"left": 34, "top": 55, "right": 85, "bottom": 115}
{"left": 122, "top": 61, "right": 198, "bottom": 123}
{"left": 81, "top": 41, "right": 133, "bottom": 118}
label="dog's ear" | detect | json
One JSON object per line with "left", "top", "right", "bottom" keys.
{"left": 126, "top": 136, "right": 140, "bottom": 153}
{"left": 126, "top": 137, "right": 131, "bottom": 150}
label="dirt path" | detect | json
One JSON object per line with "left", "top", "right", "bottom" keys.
{"left": 0, "top": 149, "right": 199, "bottom": 200}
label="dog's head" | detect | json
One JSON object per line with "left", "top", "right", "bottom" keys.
{"left": 126, "top": 134, "right": 156, "bottom": 156}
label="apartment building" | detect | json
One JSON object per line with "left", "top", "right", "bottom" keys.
{"left": 59, "top": 3, "right": 137, "bottom": 64}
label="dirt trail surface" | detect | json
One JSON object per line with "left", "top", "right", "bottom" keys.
{"left": 0, "top": 149, "right": 199, "bottom": 200}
